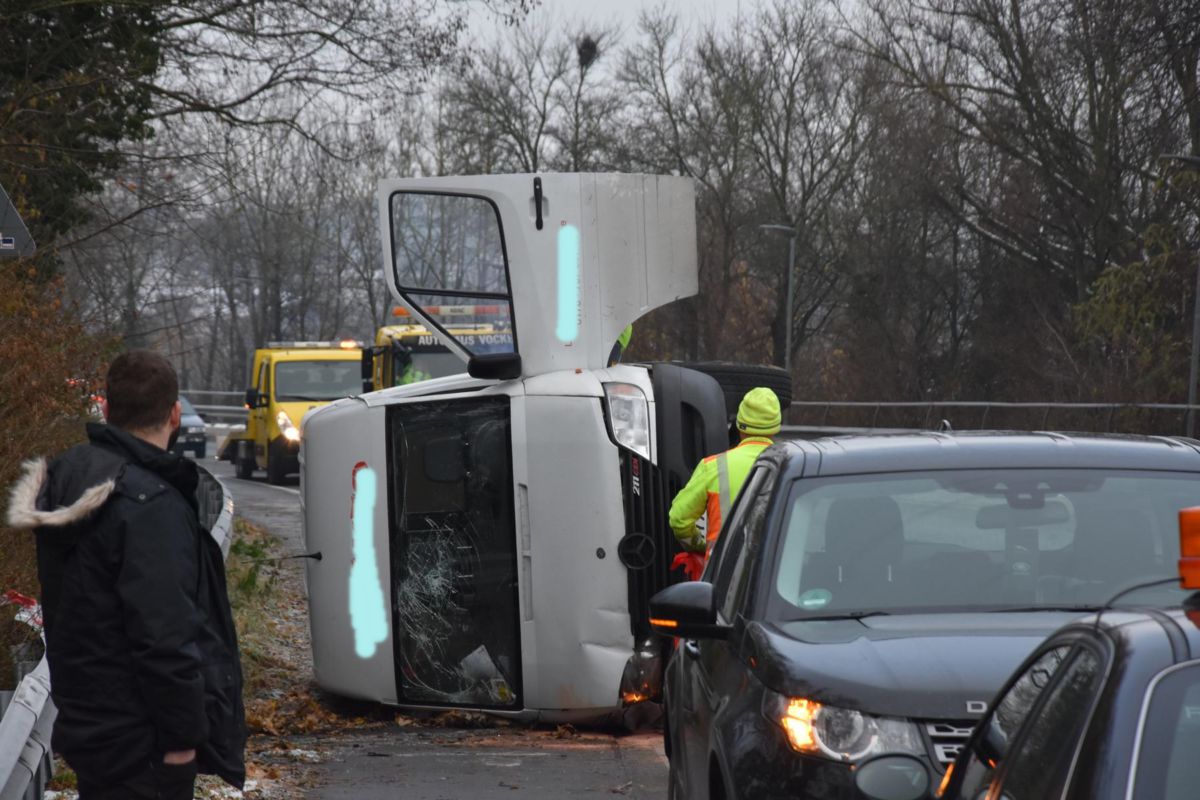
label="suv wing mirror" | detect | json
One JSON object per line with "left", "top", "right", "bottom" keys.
{"left": 648, "top": 582, "right": 731, "bottom": 640}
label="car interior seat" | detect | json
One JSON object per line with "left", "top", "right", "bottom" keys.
{"left": 1067, "top": 505, "right": 1162, "bottom": 595}
{"left": 804, "top": 497, "right": 906, "bottom": 608}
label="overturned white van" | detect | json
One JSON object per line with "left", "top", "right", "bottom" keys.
{"left": 301, "top": 174, "right": 788, "bottom": 720}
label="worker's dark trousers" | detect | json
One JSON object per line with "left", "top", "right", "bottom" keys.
{"left": 76, "top": 758, "right": 198, "bottom": 800}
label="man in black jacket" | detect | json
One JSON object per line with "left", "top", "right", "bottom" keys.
{"left": 5, "top": 350, "right": 245, "bottom": 799}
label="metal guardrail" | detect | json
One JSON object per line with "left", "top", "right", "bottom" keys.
{"left": 193, "top": 404, "right": 247, "bottom": 423}
{"left": 0, "top": 660, "right": 53, "bottom": 800}
{"left": 0, "top": 467, "right": 234, "bottom": 797}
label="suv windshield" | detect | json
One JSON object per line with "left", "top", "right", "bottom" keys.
{"left": 274, "top": 360, "right": 361, "bottom": 401}
{"left": 770, "top": 469, "right": 1194, "bottom": 619}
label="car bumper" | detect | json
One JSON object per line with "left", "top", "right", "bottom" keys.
{"left": 172, "top": 434, "right": 207, "bottom": 457}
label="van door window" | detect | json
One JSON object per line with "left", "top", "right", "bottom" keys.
{"left": 389, "top": 192, "right": 517, "bottom": 357}
{"left": 386, "top": 396, "right": 521, "bottom": 708}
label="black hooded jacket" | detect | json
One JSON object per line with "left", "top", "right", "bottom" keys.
{"left": 5, "top": 423, "right": 245, "bottom": 788}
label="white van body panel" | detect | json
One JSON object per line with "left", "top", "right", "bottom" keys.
{"left": 512, "top": 389, "right": 633, "bottom": 711}
{"left": 377, "top": 173, "right": 697, "bottom": 377}
{"left": 301, "top": 397, "right": 395, "bottom": 702}
{"left": 304, "top": 375, "right": 639, "bottom": 716}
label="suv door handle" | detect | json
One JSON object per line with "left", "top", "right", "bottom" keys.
{"left": 682, "top": 640, "right": 701, "bottom": 659}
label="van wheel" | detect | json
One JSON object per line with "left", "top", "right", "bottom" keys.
{"left": 677, "top": 362, "right": 793, "bottom": 421}
{"left": 235, "top": 451, "right": 254, "bottom": 479}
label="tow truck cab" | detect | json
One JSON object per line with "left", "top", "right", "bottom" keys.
{"left": 302, "top": 174, "right": 753, "bottom": 720}
{"left": 227, "top": 341, "right": 363, "bottom": 484}
{"left": 361, "top": 305, "right": 513, "bottom": 391}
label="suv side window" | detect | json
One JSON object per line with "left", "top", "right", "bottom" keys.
{"left": 954, "top": 645, "right": 1071, "bottom": 797}
{"left": 996, "top": 645, "right": 1104, "bottom": 798}
{"left": 714, "top": 466, "right": 775, "bottom": 622}
{"left": 720, "top": 469, "right": 776, "bottom": 622}
{"left": 710, "top": 467, "right": 766, "bottom": 611}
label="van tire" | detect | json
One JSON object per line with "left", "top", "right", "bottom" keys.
{"left": 676, "top": 362, "right": 792, "bottom": 421}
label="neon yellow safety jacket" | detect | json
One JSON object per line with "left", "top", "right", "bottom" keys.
{"left": 668, "top": 436, "right": 773, "bottom": 554}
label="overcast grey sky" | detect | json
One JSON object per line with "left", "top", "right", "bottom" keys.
{"left": 471, "top": 0, "right": 752, "bottom": 44}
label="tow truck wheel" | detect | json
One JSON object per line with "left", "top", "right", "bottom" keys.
{"left": 235, "top": 452, "right": 253, "bottom": 480}
{"left": 267, "top": 445, "right": 287, "bottom": 485}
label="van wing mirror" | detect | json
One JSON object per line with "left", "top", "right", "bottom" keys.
{"left": 468, "top": 353, "right": 522, "bottom": 381}
{"left": 244, "top": 388, "right": 259, "bottom": 409}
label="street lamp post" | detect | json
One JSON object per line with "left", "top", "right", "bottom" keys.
{"left": 1159, "top": 153, "right": 1200, "bottom": 437}
{"left": 760, "top": 224, "right": 798, "bottom": 374}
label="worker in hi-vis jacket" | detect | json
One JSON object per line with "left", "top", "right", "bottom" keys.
{"left": 668, "top": 387, "right": 781, "bottom": 568}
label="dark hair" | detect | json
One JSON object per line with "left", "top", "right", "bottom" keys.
{"left": 105, "top": 350, "right": 178, "bottom": 431}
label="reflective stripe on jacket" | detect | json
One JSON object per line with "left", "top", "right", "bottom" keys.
{"left": 668, "top": 436, "right": 773, "bottom": 553}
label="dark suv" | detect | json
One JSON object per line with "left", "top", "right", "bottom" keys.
{"left": 650, "top": 432, "right": 1199, "bottom": 799}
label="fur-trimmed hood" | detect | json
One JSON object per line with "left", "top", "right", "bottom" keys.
{"left": 5, "top": 431, "right": 132, "bottom": 532}
{"left": 5, "top": 456, "right": 118, "bottom": 530}
{"left": 6, "top": 423, "right": 200, "bottom": 533}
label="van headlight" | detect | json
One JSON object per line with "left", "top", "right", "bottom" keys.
{"left": 603, "top": 382, "right": 650, "bottom": 460}
{"left": 276, "top": 411, "right": 301, "bottom": 443}
{"left": 763, "top": 693, "right": 923, "bottom": 762}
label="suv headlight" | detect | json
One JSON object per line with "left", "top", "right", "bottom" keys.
{"left": 276, "top": 411, "right": 301, "bottom": 442}
{"left": 763, "top": 692, "right": 923, "bottom": 762}
{"left": 603, "top": 382, "right": 650, "bottom": 461}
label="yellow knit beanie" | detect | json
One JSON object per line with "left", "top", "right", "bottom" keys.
{"left": 736, "top": 387, "right": 781, "bottom": 436}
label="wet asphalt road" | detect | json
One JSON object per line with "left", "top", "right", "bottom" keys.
{"left": 201, "top": 438, "right": 671, "bottom": 799}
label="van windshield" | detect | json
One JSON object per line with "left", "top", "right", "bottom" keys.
{"left": 770, "top": 469, "right": 1195, "bottom": 619}
{"left": 274, "top": 360, "right": 361, "bottom": 401}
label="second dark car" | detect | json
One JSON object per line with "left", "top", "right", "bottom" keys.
{"left": 650, "top": 432, "right": 1198, "bottom": 799}
{"left": 173, "top": 396, "right": 207, "bottom": 459}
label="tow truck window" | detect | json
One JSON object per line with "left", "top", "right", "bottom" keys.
{"left": 1132, "top": 663, "right": 1200, "bottom": 798}
{"left": 274, "top": 361, "right": 361, "bottom": 401}
{"left": 770, "top": 469, "right": 1193, "bottom": 619}
{"left": 389, "top": 192, "right": 517, "bottom": 357}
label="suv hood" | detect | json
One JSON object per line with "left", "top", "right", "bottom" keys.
{"left": 748, "top": 612, "right": 1088, "bottom": 720}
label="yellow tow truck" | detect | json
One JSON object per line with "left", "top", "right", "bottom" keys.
{"left": 220, "top": 341, "right": 363, "bottom": 484}
{"left": 361, "top": 305, "right": 514, "bottom": 391}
